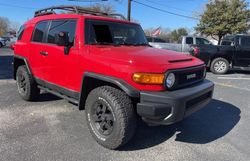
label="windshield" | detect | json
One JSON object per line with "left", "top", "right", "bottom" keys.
{"left": 85, "top": 19, "right": 148, "bottom": 46}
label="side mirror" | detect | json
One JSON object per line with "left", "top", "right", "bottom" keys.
{"left": 55, "top": 31, "right": 70, "bottom": 46}
{"left": 55, "top": 31, "right": 71, "bottom": 55}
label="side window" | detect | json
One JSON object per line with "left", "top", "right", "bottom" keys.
{"left": 47, "top": 19, "right": 77, "bottom": 45}
{"left": 17, "top": 25, "right": 25, "bottom": 40}
{"left": 241, "top": 37, "right": 250, "bottom": 47}
{"left": 221, "top": 40, "right": 233, "bottom": 46}
{"left": 196, "top": 38, "right": 210, "bottom": 45}
{"left": 186, "top": 37, "right": 193, "bottom": 44}
{"left": 32, "top": 21, "right": 48, "bottom": 42}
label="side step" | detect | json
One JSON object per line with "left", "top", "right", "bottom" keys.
{"left": 38, "top": 85, "right": 79, "bottom": 105}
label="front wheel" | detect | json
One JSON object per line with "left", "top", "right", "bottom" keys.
{"left": 210, "top": 57, "right": 229, "bottom": 74}
{"left": 85, "top": 86, "right": 136, "bottom": 149}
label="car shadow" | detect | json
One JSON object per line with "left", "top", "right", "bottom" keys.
{"left": 120, "top": 99, "right": 241, "bottom": 151}
{"left": 36, "top": 93, "right": 62, "bottom": 102}
{"left": 0, "top": 55, "right": 13, "bottom": 79}
{"left": 227, "top": 69, "right": 250, "bottom": 75}
{"left": 207, "top": 69, "right": 250, "bottom": 75}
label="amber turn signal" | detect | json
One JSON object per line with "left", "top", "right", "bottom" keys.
{"left": 132, "top": 73, "right": 164, "bottom": 84}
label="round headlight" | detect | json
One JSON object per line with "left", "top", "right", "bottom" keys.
{"left": 166, "top": 73, "right": 175, "bottom": 88}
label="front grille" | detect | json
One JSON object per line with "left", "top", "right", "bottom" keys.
{"left": 166, "top": 65, "right": 205, "bottom": 90}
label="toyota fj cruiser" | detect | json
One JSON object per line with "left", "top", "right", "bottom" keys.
{"left": 13, "top": 6, "right": 214, "bottom": 149}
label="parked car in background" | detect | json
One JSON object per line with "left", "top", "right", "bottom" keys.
{"left": 0, "top": 37, "right": 7, "bottom": 48}
{"left": 1, "top": 36, "right": 17, "bottom": 47}
{"left": 190, "top": 35, "right": 250, "bottom": 74}
{"left": 146, "top": 36, "right": 167, "bottom": 43}
{"left": 147, "top": 36, "right": 212, "bottom": 54}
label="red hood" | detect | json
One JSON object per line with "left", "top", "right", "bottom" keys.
{"left": 90, "top": 46, "right": 203, "bottom": 67}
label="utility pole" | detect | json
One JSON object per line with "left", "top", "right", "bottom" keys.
{"left": 127, "top": 0, "right": 131, "bottom": 21}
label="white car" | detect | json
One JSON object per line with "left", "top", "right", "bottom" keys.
{"left": 0, "top": 37, "right": 6, "bottom": 48}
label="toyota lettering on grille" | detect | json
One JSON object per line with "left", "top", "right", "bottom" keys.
{"left": 186, "top": 73, "right": 196, "bottom": 80}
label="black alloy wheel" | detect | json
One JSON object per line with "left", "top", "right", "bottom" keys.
{"left": 90, "top": 99, "right": 115, "bottom": 136}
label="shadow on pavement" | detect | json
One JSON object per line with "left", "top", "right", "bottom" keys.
{"left": 36, "top": 93, "right": 62, "bottom": 102}
{"left": 227, "top": 69, "right": 250, "bottom": 75}
{"left": 0, "top": 55, "right": 13, "bottom": 79}
{"left": 120, "top": 99, "right": 241, "bottom": 151}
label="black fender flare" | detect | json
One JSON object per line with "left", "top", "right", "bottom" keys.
{"left": 78, "top": 72, "right": 140, "bottom": 110}
{"left": 13, "top": 55, "right": 32, "bottom": 80}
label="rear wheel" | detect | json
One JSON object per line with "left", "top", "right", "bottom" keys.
{"left": 85, "top": 86, "right": 136, "bottom": 149}
{"left": 210, "top": 57, "right": 229, "bottom": 74}
{"left": 16, "top": 65, "right": 40, "bottom": 101}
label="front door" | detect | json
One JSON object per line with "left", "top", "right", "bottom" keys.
{"left": 235, "top": 36, "right": 250, "bottom": 67}
{"left": 41, "top": 19, "right": 81, "bottom": 91}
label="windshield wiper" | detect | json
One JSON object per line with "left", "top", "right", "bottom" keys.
{"left": 89, "top": 42, "right": 119, "bottom": 46}
{"left": 115, "top": 42, "right": 150, "bottom": 46}
{"left": 133, "top": 43, "right": 150, "bottom": 46}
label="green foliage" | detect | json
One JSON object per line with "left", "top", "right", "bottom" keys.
{"left": 170, "top": 28, "right": 188, "bottom": 42}
{"left": 196, "top": 0, "right": 250, "bottom": 44}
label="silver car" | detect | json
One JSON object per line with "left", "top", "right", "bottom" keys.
{"left": 0, "top": 37, "right": 6, "bottom": 48}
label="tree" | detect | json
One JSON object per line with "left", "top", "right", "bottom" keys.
{"left": 0, "top": 17, "right": 10, "bottom": 37}
{"left": 170, "top": 28, "right": 188, "bottom": 42}
{"left": 196, "top": 0, "right": 250, "bottom": 44}
{"left": 10, "top": 21, "right": 20, "bottom": 35}
{"left": 84, "top": 3, "right": 115, "bottom": 14}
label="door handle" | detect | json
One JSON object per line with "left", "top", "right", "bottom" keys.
{"left": 40, "top": 51, "right": 48, "bottom": 56}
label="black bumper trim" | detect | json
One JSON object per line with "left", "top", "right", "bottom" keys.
{"left": 137, "top": 79, "right": 214, "bottom": 125}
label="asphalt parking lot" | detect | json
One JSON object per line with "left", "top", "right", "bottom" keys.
{"left": 0, "top": 47, "right": 250, "bottom": 161}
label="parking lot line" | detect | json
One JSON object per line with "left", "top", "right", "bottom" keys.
{"left": 214, "top": 82, "right": 250, "bottom": 92}
{"left": 217, "top": 77, "right": 250, "bottom": 80}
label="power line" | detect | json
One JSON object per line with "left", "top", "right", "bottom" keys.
{"left": 132, "top": 0, "right": 198, "bottom": 20}
{"left": 142, "top": 0, "right": 192, "bottom": 14}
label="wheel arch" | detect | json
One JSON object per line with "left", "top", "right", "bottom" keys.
{"left": 13, "top": 56, "right": 32, "bottom": 80}
{"left": 78, "top": 72, "right": 140, "bottom": 110}
{"left": 209, "top": 55, "right": 232, "bottom": 67}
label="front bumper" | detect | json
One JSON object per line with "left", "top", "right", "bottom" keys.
{"left": 137, "top": 79, "right": 214, "bottom": 125}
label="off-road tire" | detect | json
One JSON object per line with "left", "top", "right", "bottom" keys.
{"left": 85, "top": 86, "right": 136, "bottom": 149}
{"left": 210, "top": 57, "right": 229, "bottom": 74}
{"left": 16, "top": 65, "right": 40, "bottom": 101}
{"left": 0, "top": 42, "right": 3, "bottom": 48}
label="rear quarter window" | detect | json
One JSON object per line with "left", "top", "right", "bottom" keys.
{"left": 17, "top": 25, "right": 25, "bottom": 40}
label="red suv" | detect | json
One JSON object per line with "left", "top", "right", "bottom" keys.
{"left": 13, "top": 6, "right": 214, "bottom": 149}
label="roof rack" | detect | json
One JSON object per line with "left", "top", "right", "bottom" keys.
{"left": 34, "top": 5, "right": 126, "bottom": 20}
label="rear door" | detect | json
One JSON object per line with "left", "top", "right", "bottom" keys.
{"left": 29, "top": 21, "right": 50, "bottom": 80}
{"left": 235, "top": 36, "right": 250, "bottom": 67}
